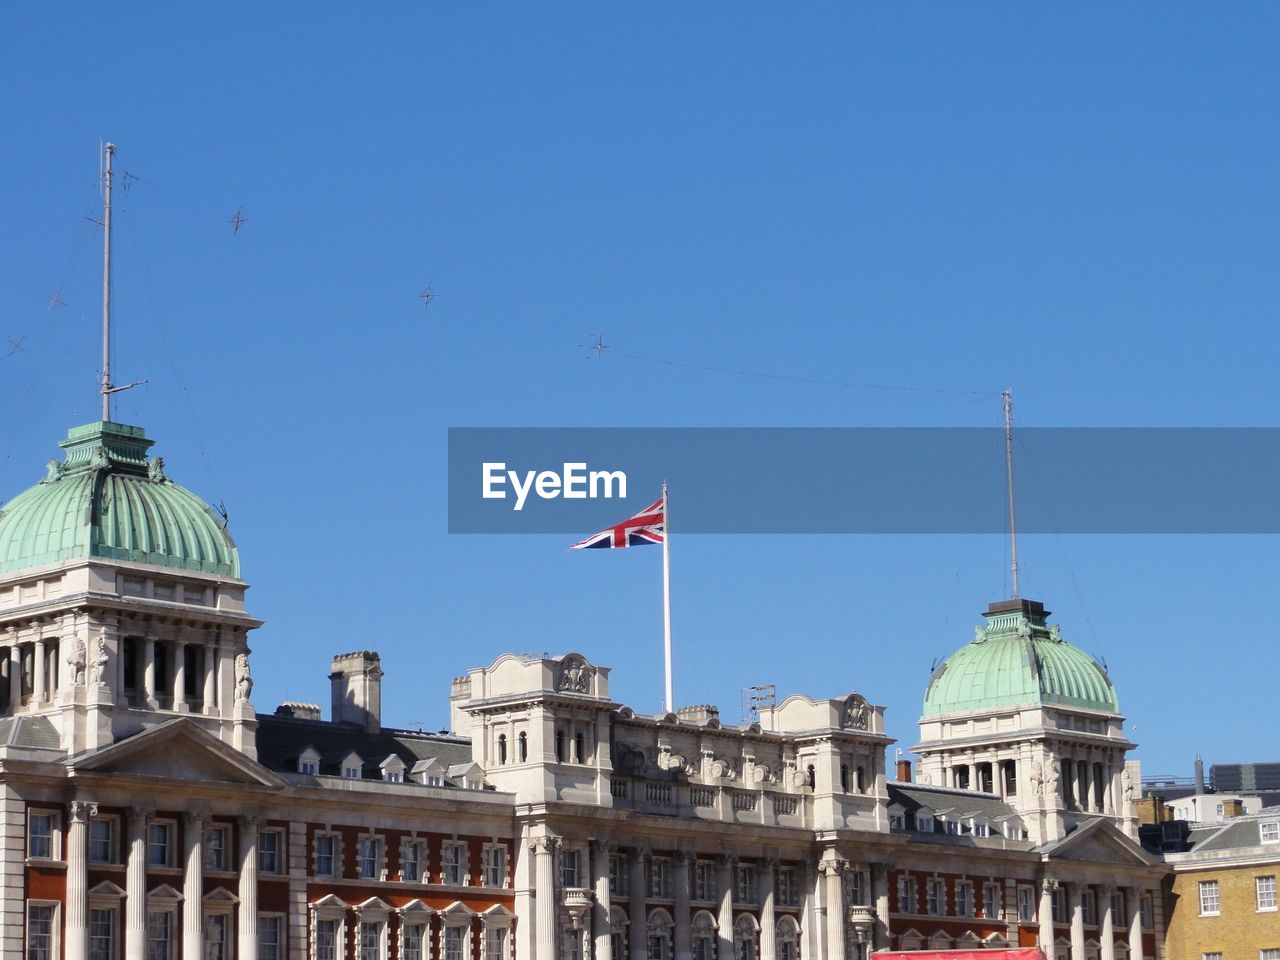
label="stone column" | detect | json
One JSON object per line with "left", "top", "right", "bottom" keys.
{"left": 1100, "top": 885, "right": 1116, "bottom": 960}
{"left": 1127, "top": 888, "right": 1145, "bottom": 960}
{"left": 239, "top": 816, "right": 261, "bottom": 960}
{"left": 592, "top": 841, "right": 615, "bottom": 960}
{"left": 1069, "top": 882, "right": 1086, "bottom": 960}
{"left": 630, "top": 847, "right": 649, "bottom": 960}
{"left": 125, "top": 809, "right": 149, "bottom": 960}
{"left": 65, "top": 800, "right": 97, "bottom": 960}
{"left": 143, "top": 638, "right": 157, "bottom": 706}
{"left": 203, "top": 645, "right": 218, "bottom": 714}
{"left": 183, "top": 812, "right": 206, "bottom": 960}
{"left": 8, "top": 644, "right": 20, "bottom": 710}
{"left": 870, "top": 864, "right": 890, "bottom": 951}
{"left": 759, "top": 857, "right": 777, "bottom": 960}
{"left": 33, "top": 638, "right": 46, "bottom": 704}
{"left": 1038, "top": 879, "right": 1056, "bottom": 956}
{"left": 673, "top": 850, "right": 693, "bottom": 960}
{"left": 173, "top": 639, "right": 187, "bottom": 711}
{"left": 532, "top": 838, "right": 558, "bottom": 960}
{"left": 819, "top": 858, "right": 846, "bottom": 960}
{"left": 716, "top": 855, "right": 737, "bottom": 960}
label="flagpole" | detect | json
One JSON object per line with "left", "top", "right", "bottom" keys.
{"left": 662, "top": 481, "right": 674, "bottom": 713}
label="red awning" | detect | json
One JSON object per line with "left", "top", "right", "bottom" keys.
{"left": 874, "top": 951, "right": 1043, "bottom": 960}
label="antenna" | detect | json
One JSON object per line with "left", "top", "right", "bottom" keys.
{"left": 97, "top": 141, "right": 147, "bottom": 422}
{"left": 1002, "top": 388, "right": 1019, "bottom": 599}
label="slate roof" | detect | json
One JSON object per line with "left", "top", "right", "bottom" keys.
{"left": 889, "top": 781, "right": 1024, "bottom": 822}
{"left": 0, "top": 715, "right": 61, "bottom": 750}
{"left": 255, "top": 714, "right": 474, "bottom": 784}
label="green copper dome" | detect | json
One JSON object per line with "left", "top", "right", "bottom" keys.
{"left": 0, "top": 422, "right": 239, "bottom": 578}
{"left": 923, "top": 599, "right": 1117, "bottom": 716}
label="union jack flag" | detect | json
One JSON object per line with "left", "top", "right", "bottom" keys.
{"left": 571, "top": 496, "right": 665, "bottom": 549}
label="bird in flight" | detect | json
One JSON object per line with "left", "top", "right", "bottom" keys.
{"left": 46, "top": 290, "right": 67, "bottom": 311}
{"left": 7, "top": 336, "right": 28, "bottom": 357}
{"left": 582, "top": 334, "right": 609, "bottom": 360}
{"left": 229, "top": 208, "right": 248, "bottom": 234}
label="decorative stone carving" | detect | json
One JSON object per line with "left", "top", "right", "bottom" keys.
{"left": 42, "top": 459, "right": 64, "bottom": 484}
{"left": 973, "top": 624, "right": 987, "bottom": 643}
{"left": 65, "top": 636, "right": 87, "bottom": 686}
{"left": 558, "top": 655, "right": 590, "bottom": 693}
{"left": 1122, "top": 768, "right": 1134, "bottom": 804}
{"left": 656, "top": 744, "right": 692, "bottom": 775}
{"left": 147, "top": 457, "right": 167, "bottom": 483}
{"left": 234, "top": 653, "right": 253, "bottom": 703}
{"left": 1047, "top": 761, "right": 1060, "bottom": 798}
{"left": 1031, "top": 761, "right": 1045, "bottom": 797}
{"left": 615, "top": 743, "right": 649, "bottom": 776}
{"left": 89, "top": 632, "right": 109, "bottom": 686}
{"left": 1048, "top": 624, "right": 1063, "bottom": 642}
{"left": 842, "top": 694, "right": 870, "bottom": 731}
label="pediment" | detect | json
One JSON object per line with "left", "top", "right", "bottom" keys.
{"left": 148, "top": 884, "right": 183, "bottom": 903}
{"left": 71, "top": 718, "right": 284, "bottom": 788}
{"left": 1042, "top": 818, "right": 1158, "bottom": 867}
{"left": 400, "top": 899, "right": 435, "bottom": 917}
{"left": 89, "top": 880, "right": 126, "bottom": 898}
{"left": 203, "top": 887, "right": 239, "bottom": 905}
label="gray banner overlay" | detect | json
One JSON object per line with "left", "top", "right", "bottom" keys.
{"left": 448, "top": 427, "right": 1280, "bottom": 534}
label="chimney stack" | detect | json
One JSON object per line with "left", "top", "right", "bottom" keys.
{"left": 1195, "top": 755, "right": 1205, "bottom": 795}
{"left": 330, "top": 651, "right": 383, "bottom": 733}
{"left": 1222, "top": 798, "right": 1245, "bottom": 819}
{"left": 896, "top": 759, "right": 913, "bottom": 783}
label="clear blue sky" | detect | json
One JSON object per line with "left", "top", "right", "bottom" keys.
{"left": 3, "top": 4, "right": 1278, "bottom": 779}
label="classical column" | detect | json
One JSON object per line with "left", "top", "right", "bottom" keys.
{"left": 1038, "top": 879, "right": 1056, "bottom": 957}
{"left": 531, "top": 838, "right": 558, "bottom": 960}
{"left": 630, "top": 847, "right": 649, "bottom": 960}
{"left": 759, "top": 857, "right": 777, "bottom": 960}
{"left": 65, "top": 800, "right": 97, "bottom": 960}
{"left": 716, "top": 855, "right": 737, "bottom": 960}
{"left": 143, "top": 638, "right": 157, "bottom": 706}
{"left": 1068, "top": 882, "right": 1086, "bottom": 960}
{"left": 183, "top": 812, "right": 206, "bottom": 960}
{"left": 33, "top": 637, "right": 46, "bottom": 704}
{"left": 1126, "top": 888, "right": 1145, "bottom": 960}
{"left": 173, "top": 639, "right": 187, "bottom": 711}
{"left": 819, "top": 858, "right": 846, "bottom": 960}
{"left": 125, "top": 809, "right": 149, "bottom": 960}
{"left": 1100, "top": 885, "right": 1116, "bottom": 960}
{"left": 8, "top": 644, "right": 20, "bottom": 710}
{"left": 203, "top": 645, "right": 217, "bottom": 714}
{"left": 871, "top": 864, "right": 890, "bottom": 951}
{"left": 239, "top": 816, "right": 261, "bottom": 960}
{"left": 592, "top": 841, "right": 615, "bottom": 960}
{"left": 673, "top": 850, "right": 693, "bottom": 960}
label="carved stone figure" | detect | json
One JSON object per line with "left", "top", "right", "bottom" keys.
{"left": 842, "top": 694, "right": 870, "bottom": 731}
{"left": 973, "top": 624, "right": 987, "bottom": 643}
{"left": 234, "top": 653, "right": 253, "bottom": 703}
{"left": 1047, "top": 761, "right": 1060, "bottom": 798}
{"left": 558, "top": 655, "right": 589, "bottom": 693}
{"left": 1048, "top": 624, "right": 1063, "bottom": 642}
{"left": 1016, "top": 617, "right": 1032, "bottom": 640}
{"left": 148, "top": 456, "right": 167, "bottom": 483}
{"left": 89, "top": 633, "right": 109, "bottom": 686}
{"left": 1030, "top": 761, "right": 1045, "bottom": 797}
{"left": 65, "top": 637, "right": 87, "bottom": 685}
{"left": 1122, "top": 768, "right": 1134, "bottom": 804}
{"left": 42, "top": 459, "right": 64, "bottom": 483}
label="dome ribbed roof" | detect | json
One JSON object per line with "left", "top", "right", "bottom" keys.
{"left": 923, "top": 599, "right": 1117, "bottom": 716}
{"left": 0, "top": 422, "right": 238, "bottom": 578}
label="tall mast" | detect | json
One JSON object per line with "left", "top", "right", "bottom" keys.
{"left": 1003, "top": 388, "right": 1019, "bottom": 599}
{"left": 100, "top": 142, "right": 115, "bottom": 422}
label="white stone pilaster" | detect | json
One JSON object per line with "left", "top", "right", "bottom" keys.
{"left": 239, "top": 816, "right": 261, "bottom": 960}
{"left": 125, "top": 809, "right": 149, "bottom": 960}
{"left": 183, "top": 812, "right": 206, "bottom": 960}
{"left": 758, "top": 857, "right": 776, "bottom": 960}
{"left": 716, "top": 855, "right": 736, "bottom": 960}
{"left": 66, "top": 800, "right": 97, "bottom": 960}
{"left": 533, "top": 838, "right": 557, "bottom": 960}
{"left": 592, "top": 841, "right": 615, "bottom": 960}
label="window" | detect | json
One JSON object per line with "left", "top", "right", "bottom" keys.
{"left": 555, "top": 731, "right": 566, "bottom": 763}
{"left": 484, "top": 845, "right": 508, "bottom": 887}
{"left": 28, "top": 812, "right": 56, "bottom": 860}
{"left": 1202, "top": 954, "right": 1223, "bottom": 960}
{"left": 315, "top": 920, "right": 339, "bottom": 960}
{"left": 89, "top": 818, "right": 115, "bottom": 864}
{"left": 1258, "top": 875, "right": 1277, "bottom": 912}
{"left": 1053, "top": 888, "right": 1066, "bottom": 923}
{"left": 518, "top": 732, "right": 528, "bottom": 763}
{"left": 1260, "top": 951, "right": 1280, "bottom": 960}
{"left": 358, "top": 921, "right": 383, "bottom": 960}
{"left": 357, "top": 837, "right": 381, "bottom": 880}
{"left": 647, "top": 858, "right": 671, "bottom": 898}
{"left": 972, "top": 819, "right": 990, "bottom": 838}
{"left": 986, "top": 882, "right": 1004, "bottom": 920}
{"left": 1200, "top": 881, "right": 1221, "bottom": 916}
{"left": 259, "top": 916, "right": 284, "bottom": 960}
{"left": 845, "top": 869, "right": 864, "bottom": 906}
{"left": 89, "top": 908, "right": 116, "bottom": 960}
{"left": 1017, "top": 886, "right": 1035, "bottom": 922}
{"left": 897, "top": 876, "right": 917, "bottom": 913}
{"left": 299, "top": 758, "right": 319, "bottom": 776}
{"left": 204, "top": 825, "right": 230, "bottom": 872}
{"left": 610, "top": 854, "right": 629, "bottom": 897}
{"left": 497, "top": 734, "right": 508, "bottom": 765}
{"left": 574, "top": 733, "right": 586, "bottom": 763}
{"left": 776, "top": 867, "right": 797, "bottom": 906}
{"left": 402, "top": 925, "right": 425, "bottom": 960}
{"left": 737, "top": 864, "right": 757, "bottom": 903}
{"left": 146, "top": 912, "right": 173, "bottom": 960}
{"left": 259, "top": 830, "right": 283, "bottom": 874}
{"left": 315, "top": 834, "right": 337, "bottom": 877}
{"left": 146, "top": 822, "right": 173, "bottom": 868}
{"left": 342, "top": 762, "right": 361, "bottom": 779}
{"left": 445, "top": 926, "right": 466, "bottom": 960}
{"left": 916, "top": 813, "right": 934, "bottom": 833}
{"left": 956, "top": 881, "right": 973, "bottom": 917}
{"left": 1141, "top": 893, "right": 1153, "bottom": 928}
{"left": 402, "top": 840, "right": 425, "bottom": 882}
{"left": 694, "top": 861, "right": 716, "bottom": 901}
{"left": 1082, "top": 889, "right": 1096, "bottom": 926}
{"left": 485, "top": 927, "right": 507, "bottom": 960}
{"left": 889, "top": 813, "right": 905, "bottom": 831}
{"left": 442, "top": 841, "right": 467, "bottom": 885}
{"left": 204, "top": 915, "right": 229, "bottom": 960}
{"left": 562, "top": 848, "right": 582, "bottom": 887}
{"left": 927, "top": 878, "right": 945, "bottom": 915}
{"left": 28, "top": 903, "right": 56, "bottom": 960}
{"left": 1262, "top": 821, "right": 1280, "bottom": 844}
{"left": 1111, "top": 891, "right": 1126, "bottom": 925}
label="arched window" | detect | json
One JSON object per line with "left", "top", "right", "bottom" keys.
{"left": 574, "top": 733, "right": 586, "bottom": 764}
{"left": 806, "top": 765, "right": 816, "bottom": 789}
{"left": 646, "top": 909, "right": 673, "bottom": 960}
{"left": 733, "top": 914, "right": 759, "bottom": 960}
{"left": 691, "top": 912, "right": 717, "bottom": 960}
{"left": 855, "top": 766, "right": 865, "bottom": 792}
{"left": 517, "top": 732, "right": 528, "bottom": 763}
{"left": 775, "top": 915, "right": 800, "bottom": 960}
{"left": 840, "top": 764, "right": 850, "bottom": 792}
{"left": 497, "top": 734, "right": 507, "bottom": 765}
{"left": 555, "top": 731, "right": 566, "bottom": 763}
{"left": 610, "top": 907, "right": 630, "bottom": 960}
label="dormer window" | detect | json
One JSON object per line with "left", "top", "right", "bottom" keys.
{"left": 915, "top": 812, "right": 935, "bottom": 833}
{"left": 1262, "top": 820, "right": 1280, "bottom": 844}
{"left": 971, "top": 819, "right": 990, "bottom": 838}
{"left": 343, "top": 764, "right": 361, "bottom": 779}
{"left": 297, "top": 747, "right": 321, "bottom": 776}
